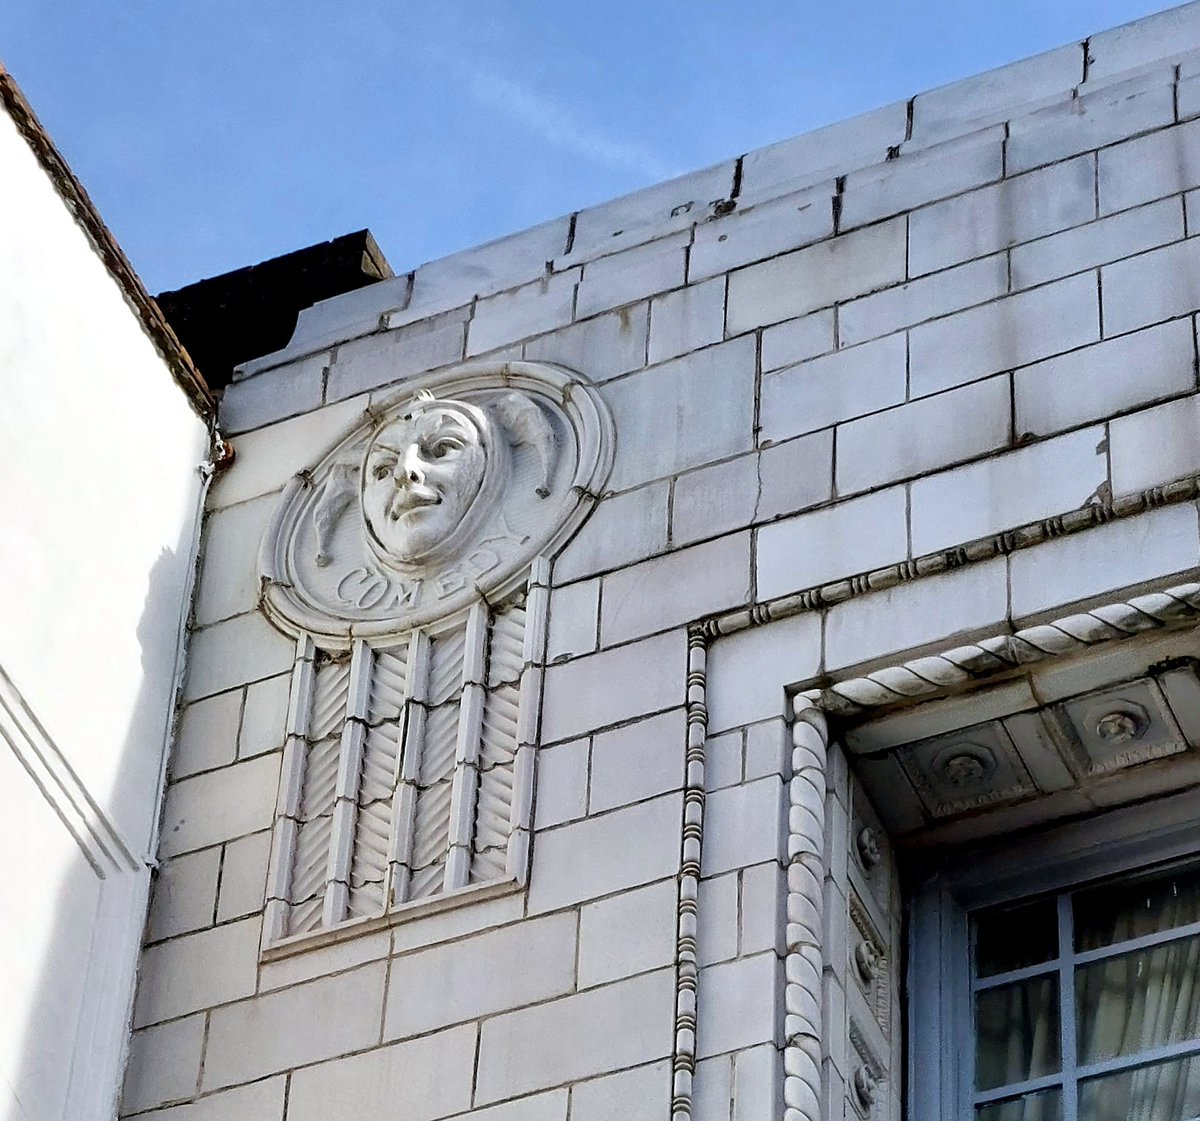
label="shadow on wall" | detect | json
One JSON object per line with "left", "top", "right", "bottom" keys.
{"left": 5, "top": 539, "right": 198, "bottom": 1121}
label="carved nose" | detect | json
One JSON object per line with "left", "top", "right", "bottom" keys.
{"left": 400, "top": 446, "right": 425, "bottom": 485}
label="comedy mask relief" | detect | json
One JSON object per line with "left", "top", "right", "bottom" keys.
{"left": 360, "top": 396, "right": 492, "bottom": 568}
{"left": 260, "top": 363, "right": 614, "bottom": 640}
{"left": 323, "top": 387, "right": 557, "bottom": 575}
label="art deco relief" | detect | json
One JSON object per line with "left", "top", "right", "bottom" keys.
{"left": 257, "top": 362, "right": 613, "bottom": 948}
{"left": 261, "top": 359, "right": 612, "bottom": 643}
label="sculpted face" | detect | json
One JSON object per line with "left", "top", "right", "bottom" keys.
{"left": 361, "top": 401, "right": 488, "bottom": 565}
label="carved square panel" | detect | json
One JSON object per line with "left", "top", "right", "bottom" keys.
{"left": 897, "top": 720, "right": 1036, "bottom": 819}
{"left": 848, "top": 888, "right": 891, "bottom": 1040}
{"left": 1054, "top": 678, "right": 1187, "bottom": 776}
{"left": 1158, "top": 664, "right": 1200, "bottom": 746}
{"left": 848, "top": 1014, "right": 889, "bottom": 1121}
{"left": 849, "top": 781, "right": 899, "bottom": 922}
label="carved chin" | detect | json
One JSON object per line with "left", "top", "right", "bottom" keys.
{"left": 367, "top": 504, "right": 469, "bottom": 565}
{"left": 370, "top": 516, "right": 437, "bottom": 562}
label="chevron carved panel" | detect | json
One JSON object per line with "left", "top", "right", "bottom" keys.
{"left": 346, "top": 645, "right": 408, "bottom": 918}
{"left": 408, "top": 700, "right": 459, "bottom": 900}
{"left": 487, "top": 604, "right": 526, "bottom": 688}
{"left": 286, "top": 655, "right": 349, "bottom": 936}
{"left": 470, "top": 601, "right": 526, "bottom": 882}
{"left": 472, "top": 682, "right": 520, "bottom": 882}
{"left": 269, "top": 586, "right": 545, "bottom": 946}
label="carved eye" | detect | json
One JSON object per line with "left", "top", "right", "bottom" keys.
{"left": 427, "top": 438, "right": 463, "bottom": 459}
{"left": 371, "top": 460, "right": 393, "bottom": 481}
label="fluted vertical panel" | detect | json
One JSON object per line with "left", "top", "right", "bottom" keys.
{"left": 262, "top": 635, "right": 314, "bottom": 948}
{"left": 308, "top": 657, "right": 350, "bottom": 740}
{"left": 367, "top": 646, "right": 409, "bottom": 724}
{"left": 506, "top": 564, "right": 549, "bottom": 886}
{"left": 348, "top": 728, "right": 399, "bottom": 918}
{"left": 486, "top": 604, "right": 526, "bottom": 687}
{"left": 426, "top": 626, "right": 466, "bottom": 706}
{"left": 267, "top": 575, "right": 548, "bottom": 941}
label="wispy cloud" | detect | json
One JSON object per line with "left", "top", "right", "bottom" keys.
{"left": 430, "top": 50, "right": 677, "bottom": 182}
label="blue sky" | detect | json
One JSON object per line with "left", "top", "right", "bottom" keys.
{"left": 0, "top": 1, "right": 1177, "bottom": 293}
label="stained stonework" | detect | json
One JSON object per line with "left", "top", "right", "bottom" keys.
{"left": 121, "top": 5, "right": 1200, "bottom": 1121}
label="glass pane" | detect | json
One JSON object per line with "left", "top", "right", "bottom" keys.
{"left": 975, "top": 897, "right": 1060, "bottom": 978}
{"left": 976, "top": 977, "right": 1061, "bottom": 1091}
{"left": 1077, "top": 935, "right": 1200, "bottom": 1063}
{"left": 976, "top": 1089, "right": 1062, "bottom": 1121}
{"left": 1078, "top": 1052, "right": 1200, "bottom": 1121}
{"left": 1075, "top": 865, "right": 1200, "bottom": 951}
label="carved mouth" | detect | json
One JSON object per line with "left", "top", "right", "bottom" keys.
{"left": 387, "top": 490, "right": 441, "bottom": 521}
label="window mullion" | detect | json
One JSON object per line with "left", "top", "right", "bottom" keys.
{"left": 973, "top": 960, "right": 1063, "bottom": 991}
{"left": 1074, "top": 917, "right": 1200, "bottom": 965}
{"left": 948, "top": 888, "right": 973, "bottom": 1119}
{"left": 388, "top": 629, "right": 429, "bottom": 906}
{"left": 973, "top": 1071, "right": 1066, "bottom": 1104}
{"left": 1077, "top": 1035, "right": 1200, "bottom": 1079}
{"left": 1058, "top": 893, "right": 1078, "bottom": 1121}
{"left": 444, "top": 603, "right": 490, "bottom": 892}
{"left": 322, "top": 639, "right": 372, "bottom": 927}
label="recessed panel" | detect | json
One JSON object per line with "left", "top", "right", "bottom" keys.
{"left": 899, "top": 721, "right": 1037, "bottom": 818}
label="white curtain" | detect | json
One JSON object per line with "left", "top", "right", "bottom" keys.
{"left": 1076, "top": 934, "right": 1200, "bottom": 1121}
{"left": 976, "top": 876, "right": 1200, "bottom": 1121}
{"left": 977, "top": 977, "right": 1060, "bottom": 1091}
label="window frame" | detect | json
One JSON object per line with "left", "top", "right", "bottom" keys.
{"left": 907, "top": 786, "right": 1200, "bottom": 1121}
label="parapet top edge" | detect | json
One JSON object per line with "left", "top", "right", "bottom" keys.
{"left": 237, "top": 1, "right": 1200, "bottom": 381}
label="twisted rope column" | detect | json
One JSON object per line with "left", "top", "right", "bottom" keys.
{"left": 672, "top": 630, "right": 709, "bottom": 1121}
{"left": 804, "top": 582, "right": 1200, "bottom": 717}
{"left": 785, "top": 695, "right": 830, "bottom": 1121}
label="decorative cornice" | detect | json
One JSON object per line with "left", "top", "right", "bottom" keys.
{"left": 702, "top": 475, "right": 1200, "bottom": 642}
{"left": 681, "top": 484, "right": 1200, "bottom": 1121}
{"left": 802, "top": 581, "right": 1200, "bottom": 718}
{"left": 0, "top": 64, "right": 213, "bottom": 419}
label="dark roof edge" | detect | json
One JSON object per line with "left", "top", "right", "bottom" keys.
{"left": 0, "top": 63, "right": 215, "bottom": 420}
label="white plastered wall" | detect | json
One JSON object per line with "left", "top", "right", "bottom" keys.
{"left": 0, "top": 103, "right": 209, "bottom": 1120}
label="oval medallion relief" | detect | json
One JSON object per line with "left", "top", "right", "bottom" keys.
{"left": 259, "top": 360, "right": 614, "bottom": 643}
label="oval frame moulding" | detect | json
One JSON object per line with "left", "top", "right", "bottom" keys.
{"left": 259, "top": 360, "right": 615, "bottom": 646}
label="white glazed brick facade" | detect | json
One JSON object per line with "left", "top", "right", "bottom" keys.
{"left": 127, "top": 6, "right": 1200, "bottom": 1120}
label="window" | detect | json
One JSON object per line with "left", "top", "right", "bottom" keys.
{"left": 909, "top": 797, "right": 1200, "bottom": 1121}
{"left": 971, "top": 864, "right": 1200, "bottom": 1121}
